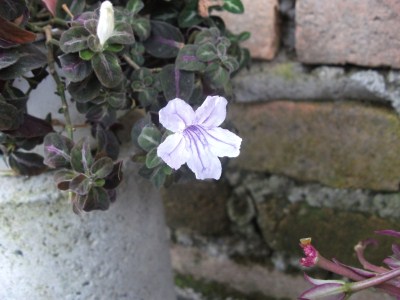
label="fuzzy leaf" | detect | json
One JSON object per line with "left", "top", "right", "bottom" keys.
{"left": 59, "top": 53, "right": 92, "bottom": 82}
{"left": 145, "top": 147, "right": 162, "bottom": 168}
{"left": 79, "top": 49, "right": 95, "bottom": 61}
{"left": 176, "top": 45, "right": 206, "bottom": 71}
{"left": 103, "top": 161, "right": 123, "bottom": 189}
{"left": 0, "top": 48, "right": 20, "bottom": 70}
{"left": 70, "top": 138, "right": 93, "bottom": 173}
{"left": 0, "top": 43, "right": 47, "bottom": 80}
{"left": 131, "top": 17, "right": 150, "bottom": 41}
{"left": 204, "top": 63, "right": 229, "bottom": 88}
{"left": 196, "top": 43, "right": 218, "bottom": 62}
{"left": 96, "top": 127, "right": 120, "bottom": 160}
{"left": 60, "top": 26, "right": 90, "bottom": 53}
{"left": 9, "top": 151, "right": 46, "bottom": 176}
{"left": 0, "top": 101, "right": 21, "bottom": 130}
{"left": 91, "top": 52, "right": 123, "bottom": 88}
{"left": 160, "top": 64, "right": 194, "bottom": 100}
{"left": 68, "top": 74, "right": 102, "bottom": 102}
{"left": 143, "top": 20, "right": 184, "bottom": 58}
{"left": 43, "top": 133, "right": 73, "bottom": 168}
{"left": 0, "top": 0, "right": 27, "bottom": 21}
{"left": 138, "top": 124, "right": 162, "bottom": 152}
{"left": 70, "top": 174, "right": 91, "bottom": 195}
{"left": 178, "top": 3, "right": 202, "bottom": 28}
{"left": 108, "top": 22, "right": 135, "bottom": 45}
{"left": 91, "top": 157, "right": 114, "bottom": 178}
{"left": 126, "top": 0, "right": 144, "bottom": 14}
{"left": 54, "top": 169, "right": 75, "bottom": 190}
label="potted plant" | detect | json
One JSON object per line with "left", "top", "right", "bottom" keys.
{"left": 0, "top": 0, "right": 247, "bottom": 298}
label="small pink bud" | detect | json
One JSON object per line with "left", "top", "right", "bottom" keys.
{"left": 300, "top": 238, "right": 318, "bottom": 267}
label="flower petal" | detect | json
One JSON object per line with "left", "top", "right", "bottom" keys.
{"left": 159, "top": 98, "right": 195, "bottom": 132}
{"left": 184, "top": 129, "right": 221, "bottom": 179}
{"left": 202, "top": 127, "right": 242, "bottom": 158}
{"left": 195, "top": 96, "right": 227, "bottom": 128}
{"left": 157, "top": 133, "right": 189, "bottom": 169}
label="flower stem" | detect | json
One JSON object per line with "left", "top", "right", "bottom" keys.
{"left": 43, "top": 26, "right": 74, "bottom": 141}
{"left": 122, "top": 54, "right": 140, "bottom": 70}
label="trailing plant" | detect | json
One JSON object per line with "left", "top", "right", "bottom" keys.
{"left": 0, "top": 0, "right": 248, "bottom": 212}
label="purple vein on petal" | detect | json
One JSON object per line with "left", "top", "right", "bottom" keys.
{"left": 197, "top": 126, "right": 237, "bottom": 148}
{"left": 184, "top": 128, "right": 207, "bottom": 172}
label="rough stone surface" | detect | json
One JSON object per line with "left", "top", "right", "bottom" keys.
{"left": 229, "top": 101, "right": 400, "bottom": 191}
{"left": 216, "top": 0, "right": 280, "bottom": 60}
{"left": 296, "top": 0, "right": 400, "bottom": 68}
{"left": 162, "top": 181, "right": 231, "bottom": 236}
{"left": 0, "top": 147, "right": 176, "bottom": 300}
{"left": 231, "top": 62, "right": 400, "bottom": 115}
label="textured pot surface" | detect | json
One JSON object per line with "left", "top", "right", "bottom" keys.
{"left": 0, "top": 154, "right": 176, "bottom": 300}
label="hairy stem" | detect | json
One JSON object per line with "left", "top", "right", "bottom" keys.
{"left": 43, "top": 26, "right": 74, "bottom": 141}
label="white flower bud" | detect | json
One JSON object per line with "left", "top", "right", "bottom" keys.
{"left": 97, "top": 1, "right": 115, "bottom": 47}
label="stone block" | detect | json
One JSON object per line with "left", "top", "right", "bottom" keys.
{"left": 216, "top": 0, "right": 280, "bottom": 60}
{"left": 162, "top": 181, "right": 231, "bottom": 236}
{"left": 296, "top": 0, "right": 400, "bottom": 68}
{"left": 229, "top": 101, "right": 400, "bottom": 191}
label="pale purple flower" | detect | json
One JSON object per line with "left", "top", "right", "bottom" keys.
{"left": 157, "top": 96, "right": 242, "bottom": 180}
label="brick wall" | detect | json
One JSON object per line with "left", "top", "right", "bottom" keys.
{"left": 167, "top": 1, "right": 400, "bottom": 299}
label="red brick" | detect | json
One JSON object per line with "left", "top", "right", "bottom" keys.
{"left": 296, "top": 0, "right": 400, "bottom": 68}
{"left": 229, "top": 101, "right": 400, "bottom": 191}
{"left": 216, "top": 0, "right": 280, "bottom": 60}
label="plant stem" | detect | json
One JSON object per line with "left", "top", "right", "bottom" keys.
{"left": 122, "top": 54, "right": 140, "bottom": 70}
{"left": 43, "top": 26, "right": 73, "bottom": 141}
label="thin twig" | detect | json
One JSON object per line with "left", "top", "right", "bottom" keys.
{"left": 122, "top": 54, "right": 140, "bottom": 70}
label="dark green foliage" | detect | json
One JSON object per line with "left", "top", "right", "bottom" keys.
{"left": 0, "top": 0, "right": 247, "bottom": 212}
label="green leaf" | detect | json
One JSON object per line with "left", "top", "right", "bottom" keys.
{"left": 223, "top": 0, "right": 245, "bottom": 14}
{"left": 91, "top": 52, "right": 124, "bottom": 88}
{"left": 59, "top": 53, "right": 92, "bottom": 82}
{"left": 107, "top": 91, "right": 127, "bottom": 109}
{"left": 138, "top": 88, "right": 158, "bottom": 107}
{"left": 138, "top": 165, "right": 167, "bottom": 188}
{"left": 79, "top": 49, "right": 95, "bottom": 61}
{"left": 0, "top": 101, "right": 21, "bottom": 130}
{"left": 131, "top": 17, "right": 151, "bottom": 41}
{"left": 106, "top": 44, "right": 124, "bottom": 53}
{"left": 0, "top": 48, "right": 20, "bottom": 70}
{"left": 222, "top": 56, "right": 240, "bottom": 73}
{"left": 70, "top": 138, "right": 93, "bottom": 173}
{"left": 54, "top": 169, "right": 75, "bottom": 190}
{"left": 138, "top": 125, "right": 162, "bottom": 152}
{"left": 143, "top": 20, "right": 184, "bottom": 58}
{"left": 160, "top": 64, "right": 194, "bottom": 100}
{"left": 176, "top": 45, "right": 206, "bottom": 71}
{"left": 83, "top": 19, "right": 97, "bottom": 35}
{"left": 87, "top": 34, "right": 102, "bottom": 52}
{"left": 196, "top": 43, "right": 218, "bottom": 62}
{"left": 0, "top": 0, "right": 27, "bottom": 21}
{"left": 60, "top": 27, "right": 90, "bottom": 53}
{"left": 108, "top": 22, "right": 135, "bottom": 45}
{"left": 91, "top": 157, "right": 114, "bottom": 178}
{"left": 0, "top": 43, "right": 47, "bottom": 80}
{"left": 145, "top": 148, "right": 162, "bottom": 168}
{"left": 68, "top": 74, "right": 102, "bottom": 103}
{"left": 178, "top": 4, "right": 202, "bottom": 28}
{"left": 127, "top": 0, "right": 144, "bottom": 14}
{"left": 204, "top": 63, "right": 229, "bottom": 88}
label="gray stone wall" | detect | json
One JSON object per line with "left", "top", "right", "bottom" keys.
{"left": 164, "top": 0, "right": 400, "bottom": 299}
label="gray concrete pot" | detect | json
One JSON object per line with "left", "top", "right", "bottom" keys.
{"left": 1, "top": 67, "right": 176, "bottom": 299}
{"left": 0, "top": 149, "right": 176, "bottom": 299}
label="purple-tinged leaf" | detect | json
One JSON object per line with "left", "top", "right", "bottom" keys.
{"left": 376, "top": 230, "right": 400, "bottom": 239}
{"left": 300, "top": 275, "right": 346, "bottom": 300}
{"left": 108, "top": 22, "right": 135, "bottom": 45}
{"left": 43, "top": 133, "right": 73, "bottom": 168}
{"left": 71, "top": 12, "right": 96, "bottom": 26}
{"left": 54, "top": 169, "right": 75, "bottom": 190}
{"left": 0, "top": 100, "right": 21, "bottom": 130}
{"left": 59, "top": 53, "right": 92, "bottom": 82}
{"left": 143, "top": 20, "right": 184, "bottom": 58}
{"left": 60, "top": 26, "right": 90, "bottom": 54}
{"left": 91, "top": 52, "right": 123, "bottom": 88}
{"left": 69, "top": 174, "right": 91, "bottom": 195}
{"left": 70, "top": 138, "right": 93, "bottom": 173}
{"left": 160, "top": 64, "right": 194, "bottom": 100}
{"left": 176, "top": 45, "right": 206, "bottom": 71}
{"left": 0, "top": 48, "right": 20, "bottom": 70}
{"left": 6, "top": 114, "right": 53, "bottom": 139}
{"left": 0, "top": 14, "right": 36, "bottom": 48}
{"left": 68, "top": 74, "right": 101, "bottom": 103}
